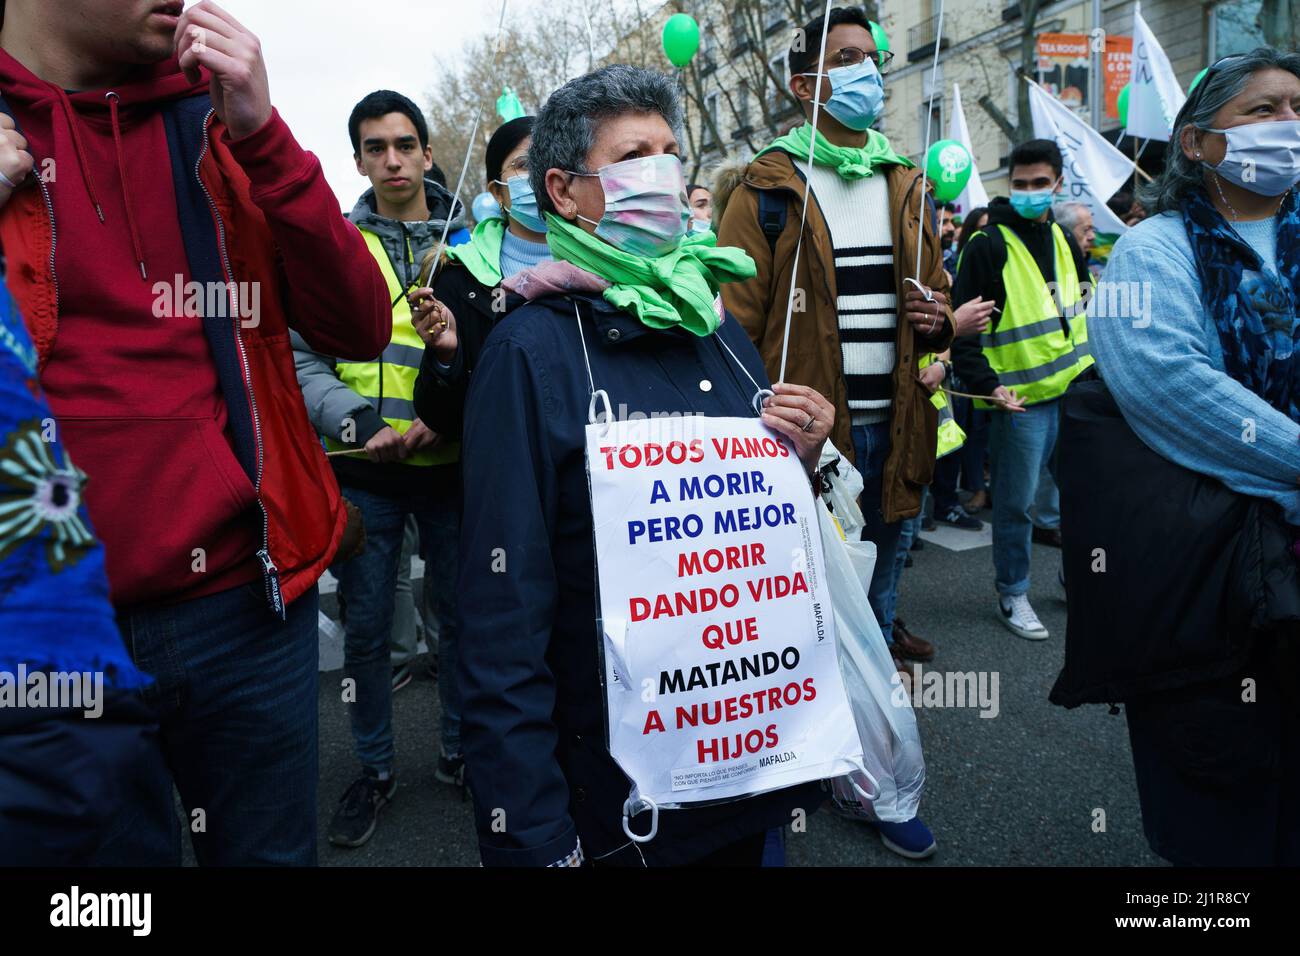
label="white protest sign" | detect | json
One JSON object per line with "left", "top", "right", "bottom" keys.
{"left": 585, "top": 415, "right": 864, "bottom": 807}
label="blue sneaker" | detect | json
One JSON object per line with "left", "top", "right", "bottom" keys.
{"left": 871, "top": 818, "right": 937, "bottom": 860}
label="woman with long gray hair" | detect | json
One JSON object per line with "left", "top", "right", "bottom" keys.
{"left": 1061, "top": 48, "right": 1300, "bottom": 865}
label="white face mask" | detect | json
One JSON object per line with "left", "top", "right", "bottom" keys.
{"left": 1201, "top": 119, "right": 1300, "bottom": 196}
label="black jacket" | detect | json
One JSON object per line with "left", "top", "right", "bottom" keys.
{"left": 456, "top": 288, "right": 823, "bottom": 866}
{"left": 950, "top": 202, "right": 1092, "bottom": 397}
{"left": 1050, "top": 379, "right": 1300, "bottom": 709}
{"left": 412, "top": 258, "right": 506, "bottom": 440}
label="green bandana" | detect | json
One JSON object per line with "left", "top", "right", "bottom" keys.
{"left": 761, "top": 123, "right": 913, "bottom": 180}
{"left": 446, "top": 217, "right": 505, "bottom": 287}
{"left": 542, "top": 213, "right": 756, "bottom": 336}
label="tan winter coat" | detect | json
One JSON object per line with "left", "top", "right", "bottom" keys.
{"left": 715, "top": 149, "right": 954, "bottom": 522}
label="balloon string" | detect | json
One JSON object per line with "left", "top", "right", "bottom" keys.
{"left": 423, "top": 0, "right": 510, "bottom": 288}
{"left": 776, "top": 2, "right": 834, "bottom": 386}
{"left": 912, "top": 0, "right": 946, "bottom": 286}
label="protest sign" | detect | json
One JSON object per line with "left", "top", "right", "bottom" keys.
{"left": 586, "top": 415, "right": 864, "bottom": 807}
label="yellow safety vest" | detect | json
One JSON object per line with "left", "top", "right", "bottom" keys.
{"left": 323, "top": 228, "right": 459, "bottom": 466}
{"left": 919, "top": 353, "right": 966, "bottom": 459}
{"left": 974, "top": 223, "right": 1093, "bottom": 409}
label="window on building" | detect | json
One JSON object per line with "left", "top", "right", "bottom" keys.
{"left": 703, "top": 90, "right": 721, "bottom": 148}
{"left": 919, "top": 102, "right": 943, "bottom": 160}
{"left": 1210, "top": 0, "right": 1300, "bottom": 57}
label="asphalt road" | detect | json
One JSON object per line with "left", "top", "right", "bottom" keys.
{"left": 312, "top": 502, "right": 1163, "bottom": 868}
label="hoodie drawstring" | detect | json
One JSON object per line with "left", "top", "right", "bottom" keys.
{"left": 53, "top": 87, "right": 105, "bottom": 224}
{"left": 51, "top": 87, "right": 148, "bottom": 279}
{"left": 105, "top": 92, "right": 147, "bottom": 280}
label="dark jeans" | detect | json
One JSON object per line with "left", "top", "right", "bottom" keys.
{"left": 957, "top": 396, "right": 989, "bottom": 494}
{"left": 94, "top": 583, "right": 319, "bottom": 865}
{"left": 335, "top": 483, "right": 461, "bottom": 775}
{"left": 851, "top": 421, "right": 903, "bottom": 645}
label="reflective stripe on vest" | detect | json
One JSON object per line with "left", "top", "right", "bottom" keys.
{"left": 919, "top": 352, "right": 966, "bottom": 458}
{"left": 974, "top": 223, "right": 1094, "bottom": 408}
{"left": 322, "top": 227, "right": 459, "bottom": 466}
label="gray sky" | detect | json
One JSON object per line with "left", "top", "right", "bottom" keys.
{"left": 219, "top": 0, "right": 499, "bottom": 207}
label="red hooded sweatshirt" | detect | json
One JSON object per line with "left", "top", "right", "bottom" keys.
{"left": 0, "top": 51, "right": 388, "bottom": 609}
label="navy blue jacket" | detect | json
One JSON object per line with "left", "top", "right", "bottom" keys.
{"left": 458, "top": 289, "right": 824, "bottom": 866}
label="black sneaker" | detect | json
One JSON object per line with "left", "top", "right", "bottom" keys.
{"left": 937, "top": 506, "right": 984, "bottom": 531}
{"left": 435, "top": 751, "right": 465, "bottom": 787}
{"left": 328, "top": 772, "right": 397, "bottom": 848}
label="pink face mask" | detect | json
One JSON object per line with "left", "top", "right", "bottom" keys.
{"left": 569, "top": 153, "right": 690, "bottom": 258}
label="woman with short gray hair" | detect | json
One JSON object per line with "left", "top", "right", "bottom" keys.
{"left": 450, "top": 65, "right": 837, "bottom": 867}
{"left": 1059, "top": 48, "right": 1300, "bottom": 865}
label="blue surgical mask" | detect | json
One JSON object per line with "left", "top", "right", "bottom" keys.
{"left": 570, "top": 153, "right": 690, "bottom": 258}
{"left": 1009, "top": 188, "right": 1057, "bottom": 220}
{"left": 1200, "top": 119, "right": 1300, "bottom": 197}
{"left": 688, "top": 217, "right": 713, "bottom": 236}
{"left": 495, "top": 174, "right": 547, "bottom": 234}
{"left": 802, "top": 59, "right": 884, "bottom": 132}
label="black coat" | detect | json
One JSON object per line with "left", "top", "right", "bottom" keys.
{"left": 455, "top": 287, "right": 823, "bottom": 866}
{"left": 412, "top": 258, "right": 506, "bottom": 440}
{"left": 1050, "top": 379, "right": 1300, "bottom": 708}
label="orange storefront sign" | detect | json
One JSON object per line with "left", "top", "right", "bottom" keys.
{"left": 1036, "top": 32, "right": 1133, "bottom": 119}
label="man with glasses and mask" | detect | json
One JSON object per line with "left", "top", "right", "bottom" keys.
{"left": 717, "top": 4, "right": 951, "bottom": 861}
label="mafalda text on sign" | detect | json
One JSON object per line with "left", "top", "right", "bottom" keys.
{"left": 587, "top": 417, "right": 864, "bottom": 807}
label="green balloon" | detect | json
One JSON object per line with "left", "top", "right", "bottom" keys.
{"left": 1117, "top": 83, "right": 1130, "bottom": 127}
{"left": 1189, "top": 67, "right": 1209, "bottom": 94}
{"left": 926, "top": 139, "right": 972, "bottom": 203}
{"left": 869, "top": 20, "right": 891, "bottom": 54}
{"left": 662, "top": 13, "right": 700, "bottom": 68}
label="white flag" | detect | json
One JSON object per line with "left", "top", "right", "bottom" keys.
{"left": 949, "top": 83, "right": 989, "bottom": 215}
{"left": 1128, "top": 3, "right": 1186, "bottom": 142}
{"left": 1027, "top": 80, "right": 1132, "bottom": 235}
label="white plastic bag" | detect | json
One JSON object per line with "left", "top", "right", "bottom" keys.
{"left": 816, "top": 502, "right": 926, "bottom": 823}
{"left": 817, "top": 443, "right": 865, "bottom": 541}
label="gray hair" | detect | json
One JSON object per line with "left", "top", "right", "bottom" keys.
{"left": 1141, "top": 47, "right": 1300, "bottom": 214}
{"left": 529, "top": 64, "right": 685, "bottom": 217}
{"left": 1054, "top": 201, "right": 1090, "bottom": 232}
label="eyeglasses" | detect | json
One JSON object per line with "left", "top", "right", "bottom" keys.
{"left": 502, "top": 156, "right": 530, "bottom": 176}
{"left": 826, "top": 46, "right": 894, "bottom": 71}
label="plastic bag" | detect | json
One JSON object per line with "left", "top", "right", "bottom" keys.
{"left": 816, "top": 502, "right": 926, "bottom": 823}
{"left": 816, "top": 443, "right": 865, "bottom": 540}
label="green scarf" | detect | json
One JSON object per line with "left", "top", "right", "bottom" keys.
{"left": 542, "top": 213, "right": 756, "bottom": 336}
{"left": 446, "top": 217, "right": 505, "bottom": 287}
{"left": 761, "top": 123, "right": 913, "bottom": 180}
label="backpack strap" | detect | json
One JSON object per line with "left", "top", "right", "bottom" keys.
{"left": 756, "top": 189, "right": 788, "bottom": 258}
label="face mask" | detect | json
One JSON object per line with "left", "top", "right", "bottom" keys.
{"left": 1009, "top": 188, "right": 1056, "bottom": 220}
{"left": 570, "top": 153, "right": 690, "bottom": 258}
{"left": 1200, "top": 119, "right": 1300, "bottom": 196}
{"left": 688, "top": 217, "right": 713, "bottom": 235}
{"left": 495, "top": 174, "right": 547, "bottom": 234}
{"left": 801, "top": 59, "right": 884, "bottom": 132}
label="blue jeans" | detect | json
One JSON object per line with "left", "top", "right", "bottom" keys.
{"left": 1033, "top": 464, "right": 1061, "bottom": 530}
{"left": 95, "top": 583, "right": 319, "bottom": 865}
{"left": 336, "top": 484, "right": 462, "bottom": 775}
{"left": 851, "top": 421, "right": 903, "bottom": 645}
{"left": 988, "top": 400, "right": 1060, "bottom": 597}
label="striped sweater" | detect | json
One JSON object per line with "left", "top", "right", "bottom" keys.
{"left": 797, "top": 160, "right": 897, "bottom": 424}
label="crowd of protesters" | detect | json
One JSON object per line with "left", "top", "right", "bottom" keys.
{"left": 1, "top": 0, "right": 1297, "bottom": 868}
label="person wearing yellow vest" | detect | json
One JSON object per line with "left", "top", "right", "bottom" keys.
{"left": 290, "top": 90, "right": 467, "bottom": 849}
{"left": 951, "top": 140, "right": 1095, "bottom": 642}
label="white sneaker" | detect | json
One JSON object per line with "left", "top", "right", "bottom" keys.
{"left": 999, "top": 594, "right": 1048, "bottom": 640}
